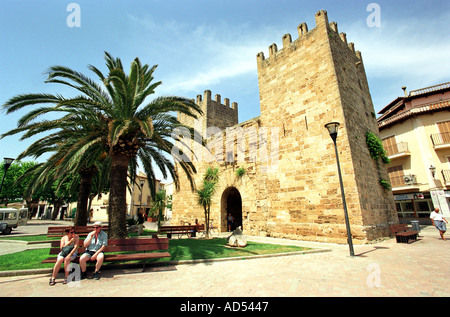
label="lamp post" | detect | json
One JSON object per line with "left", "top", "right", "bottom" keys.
{"left": 0, "top": 157, "right": 15, "bottom": 197}
{"left": 139, "top": 179, "right": 145, "bottom": 216}
{"left": 429, "top": 165, "right": 436, "bottom": 178}
{"left": 324, "top": 122, "right": 355, "bottom": 257}
{"left": 138, "top": 178, "right": 145, "bottom": 236}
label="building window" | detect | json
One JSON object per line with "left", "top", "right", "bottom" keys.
{"left": 396, "top": 198, "right": 433, "bottom": 218}
{"left": 382, "top": 135, "right": 398, "bottom": 157}
{"left": 433, "top": 120, "right": 450, "bottom": 145}
{"left": 387, "top": 165, "right": 405, "bottom": 187}
{"left": 396, "top": 201, "right": 414, "bottom": 218}
{"left": 415, "top": 200, "right": 433, "bottom": 218}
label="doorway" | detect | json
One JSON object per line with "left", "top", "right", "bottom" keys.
{"left": 221, "top": 187, "right": 242, "bottom": 232}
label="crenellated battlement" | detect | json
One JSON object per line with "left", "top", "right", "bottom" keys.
{"left": 256, "top": 10, "right": 362, "bottom": 66}
{"left": 196, "top": 90, "right": 238, "bottom": 111}
{"left": 191, "top": 90, "right": 239, "bottom": 132}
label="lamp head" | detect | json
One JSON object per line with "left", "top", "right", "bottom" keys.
{"left": 430, "top": 165, "right": 436, "bottom": 177}
{"left": 3, "top": 157, "right": 14, "bottom": 170}
{"left": 325, "top": 122, "right": 340, "bottom": 142}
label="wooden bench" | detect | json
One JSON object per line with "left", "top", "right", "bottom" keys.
{"left": 390, "top": 224, "right": 419, "bottom": 243}
{"left": 196, "top": 224, "right": 205, "bottom": 237}
{"left": 42, "top": 237, "right": 170, "bottom": 271}
{"left": 159, "top": 225, "right": 201, "bottom": 238}
{"left": 47, "top": 225, "right": 109, "bottom": 237}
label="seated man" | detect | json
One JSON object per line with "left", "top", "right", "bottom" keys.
{"left": 79, "top": 221, "right": 108, "bottom": 280}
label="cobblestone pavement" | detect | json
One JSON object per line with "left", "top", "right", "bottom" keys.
{"left": 0, "top": 220, "right": 449, "bottom": 300}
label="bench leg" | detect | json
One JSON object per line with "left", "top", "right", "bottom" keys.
{"left": 409, "top": 234, "right": 418, "bottom": 243}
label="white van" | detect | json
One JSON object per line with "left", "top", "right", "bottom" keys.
{"left": 0, "top": 208, "right": 19, "bottom": 235}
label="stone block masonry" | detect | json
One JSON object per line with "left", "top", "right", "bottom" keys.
{"left": 172, "top": 10, "right": 398, "bottom": 244}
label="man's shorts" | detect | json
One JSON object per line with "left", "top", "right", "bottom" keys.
{"left": 83, "top": 250, "right": 103, "bottom": 258}
{"left": 434, "top": 220, "right": 447, "bottom": 232}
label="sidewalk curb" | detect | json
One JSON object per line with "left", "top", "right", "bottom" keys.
{"left": 0, "top": 247, "right": 331, "bottom": 277}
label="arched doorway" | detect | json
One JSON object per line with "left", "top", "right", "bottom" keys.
{"left": 221, "top": 187, "right": 242, "bottom": 232}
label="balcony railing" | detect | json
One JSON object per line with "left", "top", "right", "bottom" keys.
{"left": 431, "top": 132, "right": 450, "bottom": 147}
{"left": 384, "top": 142, "right": 410, "bottom": 157}
{"left": 442, "top": 170, "right": 450, "bottom": 185}
{"left": 409, "top": 82, "right": 450, "bottom": 96}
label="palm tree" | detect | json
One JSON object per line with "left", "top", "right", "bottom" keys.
{"left": 2, "top": 52, "right": 202, "bottom": 238}
{"left": 3, "top": 121, "right": 109, "bottom": 226}
{"left": 150, "top": 190, "right": 167, "bottom": 231}
{"left": 197, "top": 167, "right": 219, "bottom": 238}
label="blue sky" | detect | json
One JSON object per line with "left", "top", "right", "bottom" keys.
{"left": 1, "top": 0, "right": 450, "bottom": 180}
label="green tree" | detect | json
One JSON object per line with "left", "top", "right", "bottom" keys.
{"left": 2, "top": 52, "right": 202, "bottom": 238}
{"left": 6, "top": 124, "right": 110, "bottom": 226}
{"left": 0, "top": 161, "right": 37, "bottom": 206}
{"left": 197, "top": 167, "right": 219, "bottom": 238}
{"left": 150, "top": 190, "right": 167, "bottom": 231}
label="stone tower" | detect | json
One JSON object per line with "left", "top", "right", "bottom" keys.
{"left": 178, "top": 89, "right": 238, "bottom": 134}
{"left": 172, "top": 10, "right": 398, "bottom": 244}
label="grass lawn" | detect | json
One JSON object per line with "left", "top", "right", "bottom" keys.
{"left": 0, "top": 234, "right": 55, "bottom": 242}
{"left": 0, "top": 237, "right": 311, "bottom": 271}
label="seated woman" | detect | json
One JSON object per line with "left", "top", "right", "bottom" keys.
{"left": 49, "top": 226, "right": 79, "bottom": 286}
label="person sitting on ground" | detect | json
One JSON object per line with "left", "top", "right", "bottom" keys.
{"left": 79, "top": 221, "right": 108, "bottom": 280}
{"left": 49, "top": 226, "right": 79, "bottom": 286}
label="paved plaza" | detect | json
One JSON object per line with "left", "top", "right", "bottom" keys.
{"left": 0, "top": 220, "right": 448, "bottom": 301}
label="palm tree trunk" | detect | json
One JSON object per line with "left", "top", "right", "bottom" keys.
{"left": 204, "top": 205, "right": 210, "bottom": 238}
{"left": 108, "top": 153, "right": 129, "bottom": 239}
{"left": 75, "top": 166, "right": 97, "bottom": 226}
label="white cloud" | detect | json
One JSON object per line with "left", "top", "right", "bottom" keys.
{"left": 346, "top": 12, "right": 450, "bottom": 84}
{"left": 126, "top": 14, "right": 273, "bottom": 96}
{"left": 161, "top": 45, "right": 259, "bottom": 94}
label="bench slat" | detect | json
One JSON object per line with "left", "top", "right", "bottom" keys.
{"left": 46, "top": 226, "right": 109, "bottom": 238}
{"left": 159, "top": 225, "right": 203, "bottom": 238}
{"left": 42, "top": 251, "right": 170, "bottom": 264}
{"left": 43, "top": 236, "right": 170, "bottom": 271}
{"left": 49, "top": 244, "right": 169, "bottom": 254}
{"left": 103, "top": 252, "right": 171, "bottom": 261}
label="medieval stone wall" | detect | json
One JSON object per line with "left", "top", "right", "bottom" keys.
{"left": 171, "top": 10, "right": 398, "bottom": 244}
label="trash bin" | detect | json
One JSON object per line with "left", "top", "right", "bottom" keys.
{"left": 411, "top": 220, "right": 420, "bottom": 232}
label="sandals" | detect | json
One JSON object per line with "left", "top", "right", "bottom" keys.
{"left": 49, "top": 278, "right": 68, "bottom": 285}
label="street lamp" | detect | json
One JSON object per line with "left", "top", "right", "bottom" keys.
{"left": 139, "top": 179, "right": 145, "bottom": 216}
{"left": 429, "top": 165, "right": 436, "bottom": 178}
{"left": 0, "top": 157, "right": 15, "bottom": 195}
{"left": 324, "top": 122, "right": 355, "bottom": 257}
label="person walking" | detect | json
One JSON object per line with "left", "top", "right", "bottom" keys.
{"left": 430, "top": 208, "right": 448, "bottom": 240}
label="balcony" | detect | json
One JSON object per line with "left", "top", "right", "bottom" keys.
{"left": 431, "top": 132, "right": 450, "bottom": 150}
{"left": 389, "top": 174, "right": 420, "bottom": 192}
{"left": 384, "top": 142, "right": 410, "bottom": 159}
{"left": 442, "top": 170, "right": 450, "bottom": 186}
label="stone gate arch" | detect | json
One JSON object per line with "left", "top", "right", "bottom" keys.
{"left": 220, "top": 187, "right": 242, "bottom": 232}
